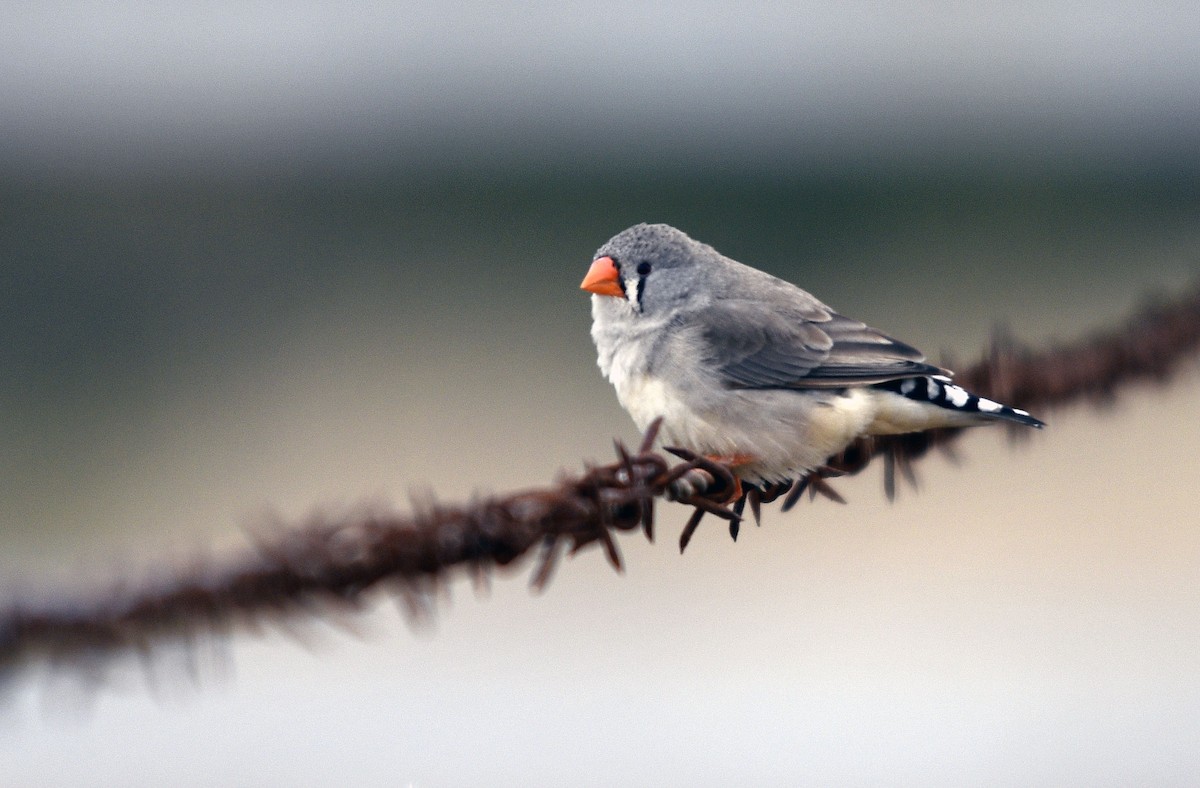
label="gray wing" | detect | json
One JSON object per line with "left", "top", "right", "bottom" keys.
{"left": 697, "top": 299, "right": 947, "bottom": 389}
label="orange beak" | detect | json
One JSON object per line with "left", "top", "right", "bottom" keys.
{"left": 579, "top": 256, "right": 624, "bottom": 297}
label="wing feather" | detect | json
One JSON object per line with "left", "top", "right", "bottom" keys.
{"left": 698, "top": 299, "right": 946, "bottom": 389}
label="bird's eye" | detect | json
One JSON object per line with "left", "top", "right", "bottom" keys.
{"left": 636, "top": 261, "right": 652, "bottom": 276}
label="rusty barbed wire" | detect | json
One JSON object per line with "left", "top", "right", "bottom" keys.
{"left": 1, "top": 280, "right": 1199, "bottom": 686}
{"left": 828, "top": 280, "right": 1200, "bottom": 500}
{"left": 0, "top": 420, "right": 736, "bottom": 686}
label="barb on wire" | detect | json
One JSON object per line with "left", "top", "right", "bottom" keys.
{"left": 1, "top": 281, "right": 1199, "bottom": 688}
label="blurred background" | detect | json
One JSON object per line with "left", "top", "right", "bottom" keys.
{"left": 2, "top": 2, "right": 1199, "bottom": 784}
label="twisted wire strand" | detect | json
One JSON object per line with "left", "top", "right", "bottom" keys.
{"left": 2, "top": 281, "right": 1198, "bottom": 686}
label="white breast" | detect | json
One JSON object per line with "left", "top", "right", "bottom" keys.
{"left": 612, "top": 371, "right": 688, "bottom": 433}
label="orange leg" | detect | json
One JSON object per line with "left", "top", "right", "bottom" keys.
{"left": 703, "top": 453, "right": 757, "bottom": 503}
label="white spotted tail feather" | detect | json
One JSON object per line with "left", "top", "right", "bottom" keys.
{"left": 873, "top": 375, "right": 1046, "bottom": 430}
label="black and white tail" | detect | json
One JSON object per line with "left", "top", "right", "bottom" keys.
{"left": 874, "top": 375, "right": 1045, "bottom": 429}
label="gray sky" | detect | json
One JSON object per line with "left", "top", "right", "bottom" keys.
{"left": 3, "top": 1, "right": 1198, "bottom": 175}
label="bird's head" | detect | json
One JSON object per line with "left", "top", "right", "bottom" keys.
{"left": 580, "top": 223, "right": 711, "bottom": 319}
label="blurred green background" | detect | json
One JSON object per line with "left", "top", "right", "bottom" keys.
{"left": 2, "top": 3, "right": 1199, "bottom": 785}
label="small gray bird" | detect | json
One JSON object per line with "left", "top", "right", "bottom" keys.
{"left": 581, "top": 223, "right": 1043, "bottom": 490}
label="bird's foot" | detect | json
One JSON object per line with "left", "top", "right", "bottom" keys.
{"left": 661, "top": 448, "right": 749, "bottom": 551}
{"left": 662, "top": 450, "right": 752, "bottom": 504}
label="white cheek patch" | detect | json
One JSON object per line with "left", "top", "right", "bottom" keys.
{"left": 625, "top": 276, "right": 641, "bottom": 309}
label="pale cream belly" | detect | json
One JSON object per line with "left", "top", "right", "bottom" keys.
{"left": 614, "top": 372, "right": 877, "bottom": 483}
